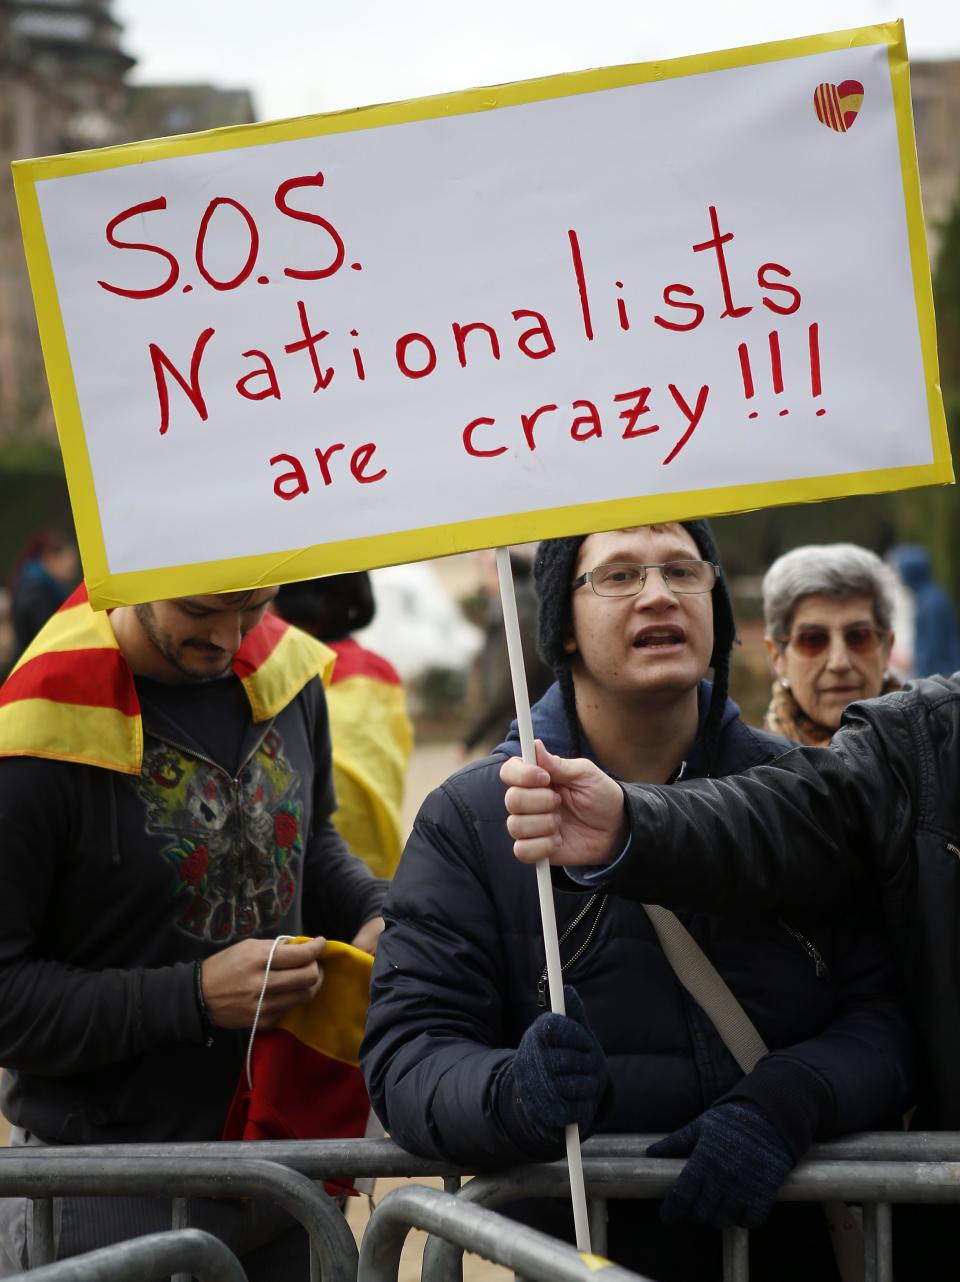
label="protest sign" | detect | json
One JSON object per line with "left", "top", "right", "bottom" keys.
{"left": 13, "top": 20, "right": 949, "bottom": 609}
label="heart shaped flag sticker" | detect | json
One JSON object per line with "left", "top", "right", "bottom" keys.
{"left": 813, "top": 80, "right": 864, "bottom": 132}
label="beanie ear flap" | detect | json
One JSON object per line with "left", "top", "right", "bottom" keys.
{"left": 533, "top": 536, "right": 587, "bottom": 754}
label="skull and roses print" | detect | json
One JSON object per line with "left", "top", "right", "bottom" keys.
{"left": 135, "top": 720, "right": 308, "bottom": 944}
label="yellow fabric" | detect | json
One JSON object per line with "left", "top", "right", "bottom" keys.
{"left": 0, "top": 697, "right": 142, "bottom": 775}
{"left": 328, "top": 674, "right": 413, "bottom": 879}
{"left": 276, "top": 938, "right": 373, "bottom": 1066}
{"left": 0, "top": 597, "right": 333, "bottom": 773}
{"left": 238, "top": 626, "right": 335, "bottom": 723}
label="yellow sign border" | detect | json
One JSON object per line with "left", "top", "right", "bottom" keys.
{"left": 11, "top": 20, "right": 950, "bottom": 609}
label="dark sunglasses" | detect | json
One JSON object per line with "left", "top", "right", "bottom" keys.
{"left": 779, "top": 624, "right": 888, "bottom": 658}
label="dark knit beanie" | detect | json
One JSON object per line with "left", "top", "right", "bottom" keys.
{"left": 533, "top": 521, "right": 736, "bottom": 774}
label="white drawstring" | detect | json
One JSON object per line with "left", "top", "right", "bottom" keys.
{"left": 245, "top": 935, "right": 295, "bottom": 1090}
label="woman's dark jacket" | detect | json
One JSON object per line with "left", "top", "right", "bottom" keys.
{"left": 361, "top": 681, "right": 914, "bottom": 1179}
{"left": 599, "top": 675, "right": 960, "bottom": 1131}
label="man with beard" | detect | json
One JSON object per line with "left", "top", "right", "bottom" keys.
{"left": 0, "top": 584, "right": 385, "bottom": 1279}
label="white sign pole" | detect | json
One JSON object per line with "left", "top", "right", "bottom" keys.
{"left": 495, "top": 545, "right": 592, "bottom": 1253}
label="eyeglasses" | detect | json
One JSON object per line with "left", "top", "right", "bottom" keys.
{"left": 778, "top": 624, "right": 888, "bottom": 658}
{"left": 571, "top": 560, "right": 719, "bottom": 598}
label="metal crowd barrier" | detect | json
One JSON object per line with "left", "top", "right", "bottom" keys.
{"left": 2, "top": 1134, "right": 959, "bottom": 1282}
{"left": 4, "top": 1229, "right": 246, "bottom": 1282}
{"left": 0, "top": 1155, "right": 357, "bottom": 1282}
{"left": 359, "top": 1185, "right": 649, "bottom": 1282}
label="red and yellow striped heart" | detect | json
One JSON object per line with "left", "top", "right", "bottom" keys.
{"left": 813, "top": 80, "right": 864, "bottom": 133}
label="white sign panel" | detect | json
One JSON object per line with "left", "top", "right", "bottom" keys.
{"left": 13, "top": 22, "right": 949, "bottom": 607}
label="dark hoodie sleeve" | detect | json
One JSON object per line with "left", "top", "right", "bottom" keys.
{"left": 0, "top": 759, "right": 203, "bottom": 1075}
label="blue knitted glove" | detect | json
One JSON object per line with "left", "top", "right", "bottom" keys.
{"left": 646, "top": 1101, "right": 795, "bottom": 1229}
{"left": 510, "top": 986, "right": 608, "bottom": 1144}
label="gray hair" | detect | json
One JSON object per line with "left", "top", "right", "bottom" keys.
{"left": 762, "top": 543, "right": 898, "bottom": 639}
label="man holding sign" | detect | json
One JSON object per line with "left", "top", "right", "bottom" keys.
{"left": 362, "top": 520, "right": 914, "bottom": 1281}
{"left": 0, "top": 585, "right": 385, "bottom": 1277}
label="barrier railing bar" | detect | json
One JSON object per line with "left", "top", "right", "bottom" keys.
{"left": 170, "top": 1196, "right": 190, "bottom": 1282}
{"left": 443, "top": 1158, "right": 960, "bottom": 1204}
{"left": 863, "top": 1202, "right": 893, "bottom": 1282}
{"left": 30, "top": 1197, "right": 54, "bottom": 1268}
{"left": 721, "top": 1227, "right": 749, "bottom": 1282}
{"left": 5, "top": 1132, "right": 959, "bottom": 1175}
{"left": 0, "top": 1138, "right": 454, "bottom": 1180}
{"left": 582, "top": 1134, "right": 960, "bottom": 1162}
{"left": 587, "top": 1197, "right": 607, "bottom": 1256}
{"left": 0, "top": 1157, "right": 356, "bottom": 1282}
{"left": 6, "top": 1228, "right": 247, "bottom": 1282}
{"left": 358, "top": 1185, "right": 650, "bottom": 1282}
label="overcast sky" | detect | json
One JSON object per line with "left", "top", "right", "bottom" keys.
{"left": 113, "top": 1, "right": 960, "bottom": 123}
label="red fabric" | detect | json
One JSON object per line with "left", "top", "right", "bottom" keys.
{"left": 328, "top": 638, "right": 401, "bottom": 686}
{"left": 231, "top": 611, "right": 288, "bottom": 679}
{"left": 0, "top": 648, "right": 139, "bottom": 713}
{"left": 222, "top": 1027, "right": 371, "bottom": 1195}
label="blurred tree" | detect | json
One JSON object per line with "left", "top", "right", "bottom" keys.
{"left": 894, "top": 196, "right": 960, "bottom": 604}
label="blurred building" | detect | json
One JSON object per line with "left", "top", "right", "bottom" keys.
{"left": 0, "top": 0, "right": 254, "bottom": 448}
{"left": 912, "top": 60, "right": 960, "bottom": 262}
{"left": 121, "top": 82, "right": 255, "bottom": 141}
{"left": 0, "top": 0, "right": 133, "bottom": 436}
{"left": 0, "top": 0, "right": 255, "bottom": 579}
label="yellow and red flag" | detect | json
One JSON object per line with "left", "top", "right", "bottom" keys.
{"left": 222, "top": 938, "right": 374, "bottom": 1192}
{"left": 0, "top": 585, "right": 333, "bottom": 772}
{"left": 326, "top": 639, "right": 413, "bottom": 879}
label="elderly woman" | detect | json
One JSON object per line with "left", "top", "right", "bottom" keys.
{"left": 763, "top": 543, "right": 900, "bottom": 745}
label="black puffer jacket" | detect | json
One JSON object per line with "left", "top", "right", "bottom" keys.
{"left": 603, "top": 675, "right": 960, "bottom": 1131}
{"left": 362, "top": 682, "right": 913, "bottom": 1171}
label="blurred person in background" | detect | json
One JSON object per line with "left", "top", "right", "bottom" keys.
{"left": 273, "top": 573, "right": 413, "bottom": 879}
{"left": 762, "top": 543, "right": 900, "bottom": 745}
{"left": 7, "top": 530, "right": 79, "bottom": 666}
{"left": 889, "top": 544, "right": 960, "bottom": 680}
{"left": 461, "top": 548, "right": 553, "bottom": 755}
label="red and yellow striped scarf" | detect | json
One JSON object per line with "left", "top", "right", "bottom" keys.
{"left": 0, "top": 585, "right": 334, "bottom": 774}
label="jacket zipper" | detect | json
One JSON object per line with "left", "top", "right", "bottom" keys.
{"left": 149, "top": 724, "right": 275, "bottom": 786}
{"left": 946, "top": 842, "right": 960, "bottom": 859}
{"left": 779, "top": 921, "right": 829, "bottom": 978}
{"left": 148, "top": 726, "right": 276, "bottom": 848}
{"left": 536, "top": 893, "right": 608, "bottom": 1006}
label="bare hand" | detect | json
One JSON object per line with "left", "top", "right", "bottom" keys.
{"left": 500, "top": 740, "right": 627, "bottom": 866}
{"left": 200, "top": 936, "right": 326, "bottom": 1030}
{"left": 351, "top": 916, "right": 385, "bottom": 955}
